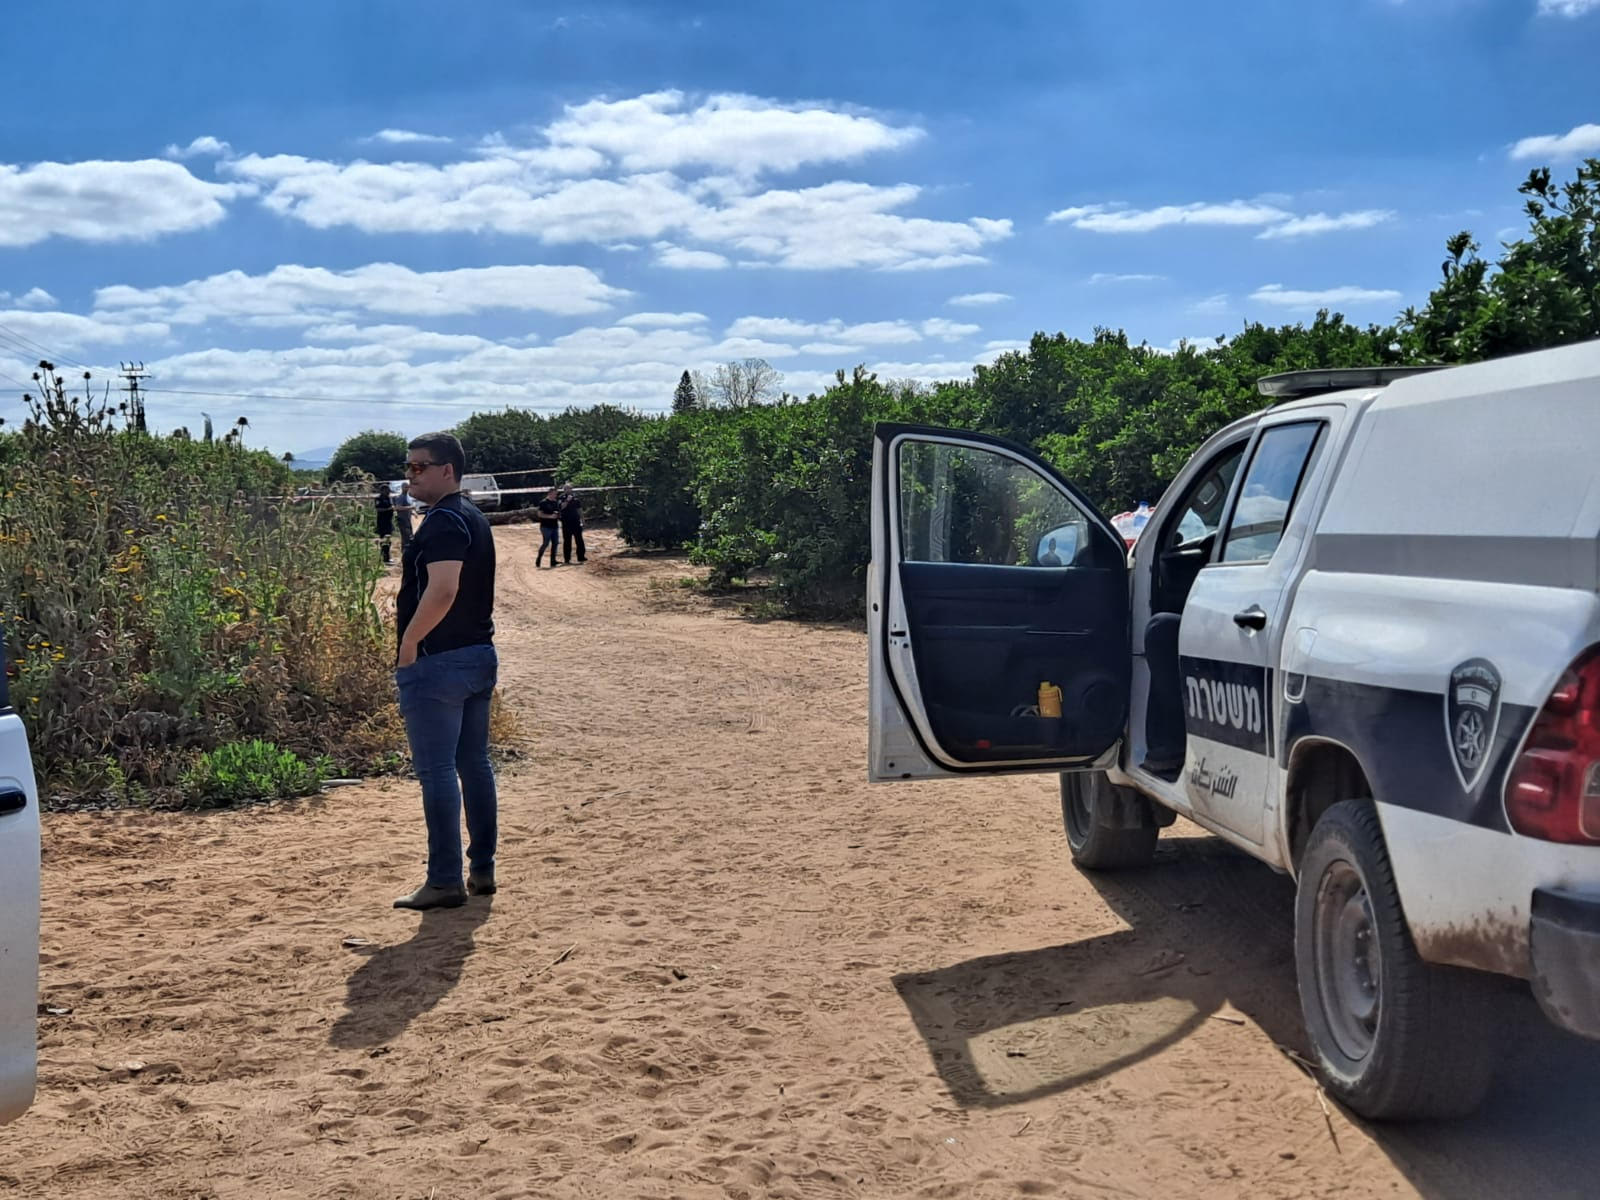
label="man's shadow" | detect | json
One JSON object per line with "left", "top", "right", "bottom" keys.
{"left": 330, "top": 899, "right": 493, "bottom": 1050}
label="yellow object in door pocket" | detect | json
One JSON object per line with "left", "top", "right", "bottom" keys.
{"left": 1038, "top": 681, "right": 1063, "bottom": 718}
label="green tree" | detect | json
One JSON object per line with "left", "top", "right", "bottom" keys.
{"left": 542, "top": 404, "right": 642, "bottom": 467}
{"left": 327, "top": 430, "right": 408, "bottom": 483}
{"left": 452, "top": 408, "right": 553, "bottom": 476}
{"left": 1401, "top": 158, "right": 1600, "bottom": 362}
{"left": 672, "top": 370, "right": 700, "bottom": 414}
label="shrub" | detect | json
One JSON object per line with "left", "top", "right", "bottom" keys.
{"left": 0, "top": 364, "right": 396, "bottom": 804}
{"left": 181, "top": 739, "right": 331, "bottom": 808}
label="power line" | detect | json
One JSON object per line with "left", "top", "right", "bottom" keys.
{"left": 141, "top": 386, "right": 600, "bottom": 412}
{"left": 0, "top": 322, "right": 90, "bottom": 371}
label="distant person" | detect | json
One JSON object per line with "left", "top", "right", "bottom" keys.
{"left": 392, "top": 431, "right": 499, "bottom": 911}
{"left": 394, "top": 480, "right": 415, "bottom": 550}
{"left": 535, "top": 486, "right": 562, "bottom": 568}
{"left": 374, "top": 482, "right": 395, "bottom": 565}
{"left": 560, "top": 483, "right": 587, "bottom": 565}
{"left": 1039, "top": 537, "right": 1062, "bottom": 567}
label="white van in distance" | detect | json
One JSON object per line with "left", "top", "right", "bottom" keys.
{"left": 867, "top": 340, "right": 1600, "bottom": 1120}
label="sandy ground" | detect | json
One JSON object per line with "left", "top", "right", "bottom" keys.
{"left": 7, "top": 524, "right": 1600, "bottom": 1199}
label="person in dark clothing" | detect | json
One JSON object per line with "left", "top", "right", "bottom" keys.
{"left": 535, "top": 487, "right": 562, "bottom": 567}
{"left": 394, "top": 481, "right": 415, "bottom": 551}
{"left": 392, "top": 431, "right": 499, "bottom": 911}
{"left": 374, "top": 483, "right": 395, "bottom": 564}
{"left": 560, "top": 484, "right": 586, "bottom": 564}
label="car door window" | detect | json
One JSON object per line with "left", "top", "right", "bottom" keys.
{"left": 1168, "top": 445, "right": 1245, "bottom": 549}
{"left": 899, "top": 441, "right": 1099, "bottom": 567}
{"left": 1222, "top": 422, "right": 1324, "bottom": 564}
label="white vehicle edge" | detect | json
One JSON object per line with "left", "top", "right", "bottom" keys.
{"left": 0, "top": 626, "right": 42, "bottom": 1124}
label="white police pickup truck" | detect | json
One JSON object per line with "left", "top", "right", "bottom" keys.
{"left": 868, "top": 339, "right": 1600, "bottom": 1120}
{"left": 0, "top": 626, "right": 40, "bottom": 1124}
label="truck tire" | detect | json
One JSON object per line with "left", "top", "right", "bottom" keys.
{"left": 1061, "top": 772, "right": 1159, "bottom": 870}
{"left": 1294, "top": 800, "right": 1500, "bottom": 1120}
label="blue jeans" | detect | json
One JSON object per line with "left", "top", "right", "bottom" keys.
{"left": 537, "top": 523, "right": 559, "bottom": 565}
{"left": 395, "top": 643, "right": 498, "bottom": 889}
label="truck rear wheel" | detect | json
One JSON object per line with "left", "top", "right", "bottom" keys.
{"left": 1294, "top": 800, "right": 1500, "bottom": 1120}
{"left": 1061, "top": 772, "right": 1159, "bottom": 870}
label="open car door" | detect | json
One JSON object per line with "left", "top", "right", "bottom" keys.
{"left": 869, "top": 424, "right": 1131, "bottom": 781}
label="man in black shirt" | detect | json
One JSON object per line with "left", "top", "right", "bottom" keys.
{"left": 534, "top": 487, "right": 562, "bottom": 568}
{"left": 374, "top": 483, "right": 395, "bottom": 565}
{"left": 392, "top": 431, "right": 499, "bottom": 910}
{"left": 560, "top": 484, "right": 586, "bottom": 564}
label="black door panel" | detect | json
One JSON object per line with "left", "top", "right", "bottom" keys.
{"left": 899, "top": 561, "right": 1129, "bottom": 762}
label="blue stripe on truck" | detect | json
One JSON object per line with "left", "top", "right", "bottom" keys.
{"left": 1279, "top": 675, "right": 1535, "bottom": 834}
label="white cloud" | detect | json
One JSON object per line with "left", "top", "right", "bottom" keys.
{"left": 882, "top": 253, "right": 993, "bottom": 271}
{"left": 1257, "top": 209, "right": 1395, "bottom": 239}
{"left": 653, "top": 243, "right": 731, "bottom": 269}
{"left": 163, "top": 136, "right": 232, "bottom": 160}
{"left": 1050, "top": 200, "right": 1293, "bottom": 233}
{"left": 216, "top": 94, "right": 1008, "bottom": 271}
{"left": 0, "top": 288, "right": 57, "bottom": 310}
{"left": 724, "top": 315, "right": 924, "bottom": 345}
{"left": 800, "top": 341, "right": 862, "bottom": 356}
{"left": 726, "top": 317, "right": 827, "bottom": 339}
{"left": 367, "top": 129, "right": 453, "bottom": 145}
{"left": 1190, "top": 293, "right": 1232, "bottom": 315}
{"left": 689, "top": 182, "right": 1009, "bottom": 271}
{"left": 1053, "top": 199, "right": 1393, "bottom": 240}
{"left": 92, "top": 262, "right": 629, "bottom": 326}
{"left": 300, "top": 323, "right": 495, "bottom": 354}
{"left": 544, "top": 90, "right": 922, "bottom": 174}
{"left": 618, "top": 311, "right": 708, "bottom": 328}
{"left": 947, "top": 292, "right": 1011, "bottom": 307}
{"left": 1250, "top": 284, "right": 1403, "bottom": 309}
{"left": 0, "top": 159, "right": 247, "bottom": 247}
{"left": 0, "top": 308, "right": 170, "bottom": 352}
{"left": 225, "top": 154, "right": 703, "bottom": 241}
{"left": 921, "top": 318, "right": 980, "bottom": 340}
{"left": 1088, "top": 272, "right": 1165, "bottom": 284}
{"left": 1538, "top": 0, "right": 1600, "bottom": 15}
{"left": 1510, "top": 122, "right": 1600, "bottom": 161}
{"left": 1046, "top": 205, "right": 1109, "bottom": 224}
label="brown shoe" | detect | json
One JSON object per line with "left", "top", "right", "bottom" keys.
{"left": 393, "top": 883, "right": 467, "bottom": 910}
{"left": 467, "top": 869, "right": 497, "bottom": 896}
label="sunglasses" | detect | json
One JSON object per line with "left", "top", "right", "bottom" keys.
{"left": 404, "top": 460, "right": 441, "bottom": 475}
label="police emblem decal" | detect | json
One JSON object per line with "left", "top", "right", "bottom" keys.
{"left": 1446, "top": 658, "right": 1502, "bottom": 792}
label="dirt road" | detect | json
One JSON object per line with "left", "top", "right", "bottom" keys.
{"left": 8, "top": 525, "right": 1600, "bottom": 1199}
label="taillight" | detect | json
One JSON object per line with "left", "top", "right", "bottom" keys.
{"left": 1506, "top": 646, "right": 1600, "bottom": 844}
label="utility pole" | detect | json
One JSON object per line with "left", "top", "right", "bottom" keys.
{"left": 119, "top": 362, "right": 149, "bottom": 433}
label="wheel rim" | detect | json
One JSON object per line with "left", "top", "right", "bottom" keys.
{"left": 1066, "top": 776, "right": 1092, "bottom": 840}
{"left": 1311, "top": 857, "right": 1381, "bottom": 1061}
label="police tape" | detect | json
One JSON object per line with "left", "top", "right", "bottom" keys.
{"left": 266, "top": 484, "right": 640, "bottom": 503}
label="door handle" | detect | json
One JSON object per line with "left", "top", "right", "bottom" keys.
{"left": 1233, "top": 605, "right": 1268, "bottom": 631}
{"left": 0, "top": 788, "right": 25, "bottom": 816}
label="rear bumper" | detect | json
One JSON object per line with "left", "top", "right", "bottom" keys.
{"left": 1530, "top": 887, "right": 1600, "bottom": 1040}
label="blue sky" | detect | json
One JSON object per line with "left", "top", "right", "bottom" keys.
{"left": 1, "top": 0, "right": 1597, "bottom": 456}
